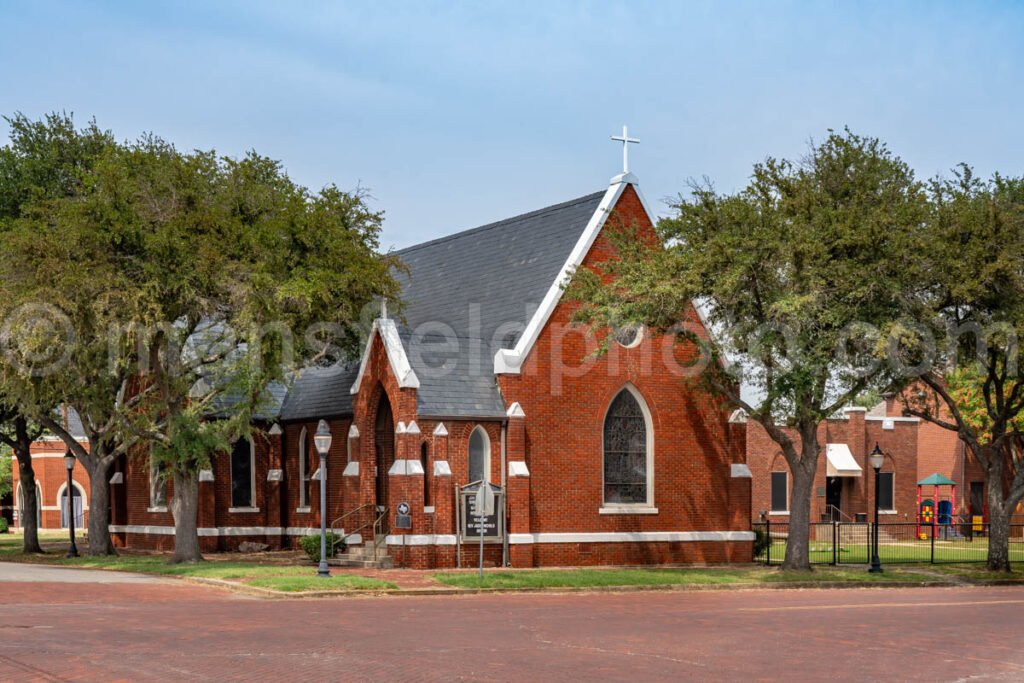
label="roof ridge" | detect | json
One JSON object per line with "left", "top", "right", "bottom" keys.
{"left": 395, "top": 190, "right": 605, "bottom": 255}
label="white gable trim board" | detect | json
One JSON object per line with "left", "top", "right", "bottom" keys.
{"left": 350, "top": 318, "right": 420, "bottom": 395}
{"left": 491, "top": 173, "right": 714, "bottom": 375}
{"left": 493, "top": 175, "right": 632, "bottom": 375}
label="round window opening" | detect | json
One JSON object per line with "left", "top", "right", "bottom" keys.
{"left": 614, "top": 323, "right": 644, "bottom": 348}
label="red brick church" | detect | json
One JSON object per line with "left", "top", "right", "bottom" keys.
{"left": 97, "top": 168, "right": 753, "bottom": 568}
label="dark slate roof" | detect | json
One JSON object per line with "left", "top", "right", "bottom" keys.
{"left": 280, "top": 190, "right": 605, "bottom": 421}
{"left": 56, "top": 407, "right": 87, "bottom": 439}
{"left": 207, "top": 381, "right": 289, "bottom": 421}
{"left": 279, "top": 363, "right": 360, "bottom": 421}
{"left": 394, "top": 191, "right": 605, "bottom": 345}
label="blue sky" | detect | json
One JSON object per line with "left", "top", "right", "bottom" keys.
{"left": 2, "top": 1, "right": 1022, "bottom": 249}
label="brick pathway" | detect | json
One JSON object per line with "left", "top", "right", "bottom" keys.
{"left": 2, "top": 578, "right": 1023, "bottom": 681}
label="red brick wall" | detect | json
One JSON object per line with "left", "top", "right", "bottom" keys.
{"left": 11, "top": 441, "right": 91, "bottom": 530}
{"left": 748, "top": 410, "right": 920, "bottom": 524}
{"left": 497, "top": 185, "right": 751, "bottom": 566}
{"left": 101, "top": 183, "right": 755, "bottom": 566}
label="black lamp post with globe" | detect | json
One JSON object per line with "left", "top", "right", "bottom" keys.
{"left": 868, "top": 443, "right": 884, "bottom": 573}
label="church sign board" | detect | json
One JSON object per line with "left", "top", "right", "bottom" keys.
{"left": 459, "top": 482, "right": 504, "bottom": 542}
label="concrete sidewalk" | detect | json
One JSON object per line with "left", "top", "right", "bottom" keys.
{"left": 0, "top": 562, "right": 164, "bottom": 584}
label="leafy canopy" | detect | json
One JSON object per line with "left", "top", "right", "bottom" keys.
{"left": 571, "top": 129, "right": 927, "bottom": 427}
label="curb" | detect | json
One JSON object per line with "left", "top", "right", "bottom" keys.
{"left": 176, "top": 574, "right": 1024, "bottom": 599}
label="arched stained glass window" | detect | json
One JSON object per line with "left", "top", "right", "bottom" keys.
{"left": 469, "top": 427, "right": 489, "bottom": 483}
{"left": 603, "top": 388, "right": 650, "bottom": 505}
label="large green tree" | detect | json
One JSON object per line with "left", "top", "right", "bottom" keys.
{"left": 899, "top": 168, "right": 1024, "bottom": 571}
{"left": 0, "top": 445, "right": 11, "bottom": 500}
{"left": 0, "top": 409, "right": 43, "bottom": 550}
{"left": 0, "top": 112, "right": 116, "bottom": 553}
{"left": 48, "top": 135, "right": 400, "bottom": 563}
{"left": 569, "top": 130, "right": 926, "bottom": 570}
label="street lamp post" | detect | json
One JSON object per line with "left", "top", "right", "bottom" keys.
{"left": 868, "top": 443, "right": 884, "bottom": 573}
{"left": 63, "top": 450, "right": 79, "bottom": 558}
{"left": 314, "top": 420, "right": 333, "bottom": 578}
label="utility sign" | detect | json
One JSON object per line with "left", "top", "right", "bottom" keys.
{"left": 475, "top": 482, "right": 495, "bottom": 517}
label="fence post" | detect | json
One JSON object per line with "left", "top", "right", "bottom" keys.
{"left": 832, "top": 521, "right": 838, "bottom": 566}
{"left": 930, "top": 523, "right": 936, "bottom": 564}
{"left": 765, "top": 518, "right": 771, "bottom": 566}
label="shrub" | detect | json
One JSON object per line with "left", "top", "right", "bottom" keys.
{"left": 300, "top": 533, "right": 346, "bottom": 562}
{"left": 0, "top": 518, "right": 8, "bottom": 534}
{"left": 753, "top": 527, "right": 771, "bottom": 558}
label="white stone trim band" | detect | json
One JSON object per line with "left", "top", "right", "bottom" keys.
{"left": 108, "top": 525, "right": 330, "bottom": 537}
{"left": 385, "top": 534, "right": 458, "bottom": 546}
{"left": 508, "top": 531, "right": 755, "bottom": 544}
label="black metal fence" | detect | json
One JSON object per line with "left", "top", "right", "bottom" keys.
{"left": 754, "top": 520, "right": 1024, "bottom": 566}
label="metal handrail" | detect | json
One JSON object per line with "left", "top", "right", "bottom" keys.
{"left": 329, "top": 503, "right": 388, "bottom": 561}
{"left": 330, "top": 502, "right": 375, "bottom": 536}
{"left": 824, "top": 504, "right": 854, "bottom": 524}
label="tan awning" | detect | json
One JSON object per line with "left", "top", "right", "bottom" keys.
{"left": 826, "top": 444, "right": 862, "bottom": 477}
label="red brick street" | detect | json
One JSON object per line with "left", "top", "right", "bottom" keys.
{"left": 1, "top": 570, "right": 1023, "bottom": 682}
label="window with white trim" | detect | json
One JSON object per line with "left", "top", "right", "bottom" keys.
{"left": 16, "top": 482, "right": 42, "bottom": 527}
{"left": 60, "top": 484, "right": 84, "bottom": 529}
{"left": 770, "top": 471, "right": 788, "bottom": 512}
{"left": 298, "top": 427, "right": 310, "bottom": 509}
{"left": 602, "top": 387, "right": 653, "bottom": 506}
{"left": 230, "top": 438, "right": 256, "bottom": 508}
{"left": 421, "top": 441, "right": 431, "bottom": 506}
{"left": 468, "top": 426, "right": 490, "bottom": 483}
{"left": 878, "top": 472, "right": 895, "bottom": 511}
{"left": 149, "top": 453, "right": 168, "bottom": 509}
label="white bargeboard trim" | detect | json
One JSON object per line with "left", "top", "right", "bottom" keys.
{"left": 494, "top": 177, "right": 630, "bottom": 374}
{"left": 350, "top": 318, "right": 419, "bottom": 393}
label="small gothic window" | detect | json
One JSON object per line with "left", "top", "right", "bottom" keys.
{"left": 230, "top": 439, "right": 255, "bottom": 508}
{"left": 603, "top": 389, "right": 649, "bottom": 504}
{"left": 61, "top": 485, "right": 83, "bottom": 529}
{"left": 421, "top": 441, "right": 431, "bottom": 506}
{"left": 150, "top": 455, "right": 167, "bottom": 508}
{"left": 469, "top": 427, "right": 489, "bottom": 483}
{"left": 298, "top": 427, "right": 310, "bottom": 508}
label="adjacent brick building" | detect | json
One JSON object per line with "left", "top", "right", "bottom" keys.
{"left": 747, "top": 401, "right": 987, "bottom": 527}
{"left": 101, "top": 171, "right": 753, "bottom": 567}
{"left": 10, "top": 427, "right": 91, "bottom": 532}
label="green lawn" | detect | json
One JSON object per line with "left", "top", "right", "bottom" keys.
{"left": 0, "top": 532, "right": 395, "bottom": 591}
{"left": 434, "top": 566, "right": 934, "bottom": 590}
{"left": 759, "top": 537, "right": 1024, "bottom": 565}
{"left": 247, "top": 575, "right": 396, "bottom": 592}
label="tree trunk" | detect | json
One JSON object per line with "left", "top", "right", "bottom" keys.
{"left": 781, "top": 459, "right": 815, "bottom": 570}
{"left": 84, "top": 458, "right": 116, "bottom": 556}
{"left": 15, "top": 454, "right": 42, "bottom": 554}
{"left": 169, "top": 470, "right": 203, "bottom": 564}
{"left": 781, "top": 425, "right": 820, "bottom": 571}
{"left": 982, "top": 451, "right": 1012, "bottom": 572}
{"left": 987, "top": 502, "right": 1011, "bottom": 572}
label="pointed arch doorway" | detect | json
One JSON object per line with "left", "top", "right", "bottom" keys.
{"left": 374, "top": 391, "right": 395, "bottom": 518}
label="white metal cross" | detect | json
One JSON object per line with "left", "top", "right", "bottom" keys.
{"left": 610, "top": 125, "right": 639, "bottom": 174}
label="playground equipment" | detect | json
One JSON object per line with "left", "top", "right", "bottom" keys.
{"left": 917, "top": 473, "right": 956, "bottom": 539}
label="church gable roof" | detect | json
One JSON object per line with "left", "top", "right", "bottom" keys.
{"left": 394, "top": 190, "right": 605, "bottom": 345}
{"left": 281, "top": 187, "right": 612, "bottom": 421}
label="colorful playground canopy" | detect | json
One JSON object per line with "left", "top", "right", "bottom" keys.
{"left": 918, "top": 473, "right": 956, "bottom": 487}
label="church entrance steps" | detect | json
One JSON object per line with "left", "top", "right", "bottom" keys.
{"left": 331, "top": 536, "right": 392, "bottom": 568}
